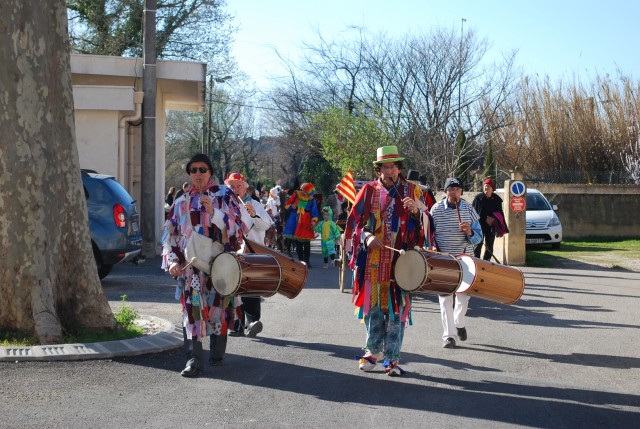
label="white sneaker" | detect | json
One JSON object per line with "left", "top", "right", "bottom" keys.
{"left": 245, "top": 321, "right": 263, "bottom": 338}
{"left": 358, "top": 353, "right": 381, "bottom": 371}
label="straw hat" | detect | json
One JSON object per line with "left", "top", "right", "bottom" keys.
{"left": 373, "top": 145, "right": 404, "bottom": 164}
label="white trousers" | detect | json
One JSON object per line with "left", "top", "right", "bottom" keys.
{"left": 438, "top": 293, "right": 470, "bottom": 341}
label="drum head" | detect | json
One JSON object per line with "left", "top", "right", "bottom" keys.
{"left": 394, "top": 249, "right": 426, "bottom": 291}
{"left": 210, "top": 253, "right": 241, "bottom": 296}
{"left": 456, "top": 255, "right": 476, "bottom": 293}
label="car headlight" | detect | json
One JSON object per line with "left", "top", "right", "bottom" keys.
{"left": 547, "top": 216, "right": 561, "bottom": 227}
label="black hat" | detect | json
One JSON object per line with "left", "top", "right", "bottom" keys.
{"left": 186, "top": 153, "right": 214, "bottom": 175}
{"left": 444, "top": 177, "right": 463, "bottom": 190}
{"left": 407, "top": 170, "right": 420, "bottom": 181}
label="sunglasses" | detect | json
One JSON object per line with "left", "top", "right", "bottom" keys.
{"left": 189, "top": 167, "right": 209, "bottom": 174}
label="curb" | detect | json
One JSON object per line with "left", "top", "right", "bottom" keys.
{"left": 0, "top": 315, "right": 183, "bottom": 362}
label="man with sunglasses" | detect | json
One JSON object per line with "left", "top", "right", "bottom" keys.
{"left": 224, "top": 172, "right": 273, "bottom": 338}
{"left": 161, "top": 153, "right": 253, "bottom": 377}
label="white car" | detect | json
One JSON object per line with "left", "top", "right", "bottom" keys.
{"left": 524, "top": 189, "right": 562, "bottom": 249}
{"left": 495, "top": 188, "right": 563, "bottom": 249}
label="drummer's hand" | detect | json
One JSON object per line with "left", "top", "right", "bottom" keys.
{"left": 459, "top": 221, "right": 471, "bottom": 235}
{"left": 244, "top": 202, "right": 256, "bottom": 217}
{"left": 201, "top": 195, "right": 214, "bottom": 215}
{"left": 402, "top": 197, "right": 418, "bottom": 214}
{"left": 168, "top": 262, "right": 182, "bottom": 277}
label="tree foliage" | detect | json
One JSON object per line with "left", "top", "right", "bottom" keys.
{"left": 482, "top": 139, "right": 496, "bottom": 181}
{"left": 454, "top": 130, "right": 470, "bottom": 184}
{"left": 263, "top": 26, "right": 518, "bottom": 190}
{"left": 307, "top": 105, "right": 392, "bottom": 179}
{"left": 487, "top": 74, "right": 640, "bottom": 184}
{"left": 66, "top": 0, "right": 234, "bottom": 61}
{"left": 299, "top": 152, "right": 336, "bottom": 196}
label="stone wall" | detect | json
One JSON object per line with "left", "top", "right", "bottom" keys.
{"left": 447, "top": 184, "right": 640, "bottom": 239}
{"left": 524, "top": 184, "right": 640, "bottom": 238}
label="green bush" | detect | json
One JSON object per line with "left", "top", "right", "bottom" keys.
{"left": 114, "top": 294, "right": 139, "bottom": 328}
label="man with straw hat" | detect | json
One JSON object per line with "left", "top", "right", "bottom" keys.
{"left": 343, "top": 145, "right": 426, "bottom": 376}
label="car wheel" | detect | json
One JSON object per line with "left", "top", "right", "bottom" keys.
{"left": 551, "top": 242, "right": 561, "bottom": 250}
{"left": 92, "top": 242, "right": 113, "bottom": 279}
{"left": 98, "top": 264, "right": 113, "bottom": 279}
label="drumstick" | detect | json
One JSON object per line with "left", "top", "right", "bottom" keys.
{"left": 181, "top": 257, "right": 197, "bottom": 272}
{"left": 384, "top": 245, "right": 406, "bottom": 255}
{"left": 455, "top": 199, "right": 462, "bottom": 223}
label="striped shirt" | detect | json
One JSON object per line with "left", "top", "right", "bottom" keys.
{"left": 430, "top": 198, "right": 480, "bottom": 254}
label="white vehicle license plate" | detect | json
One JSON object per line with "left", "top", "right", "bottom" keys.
{"left": 526, "top": 238, "right": 544, "bottom": 244}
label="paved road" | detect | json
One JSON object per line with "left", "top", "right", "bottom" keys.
{"left": 1, "top": 242, "right": 639, "bottom": 428}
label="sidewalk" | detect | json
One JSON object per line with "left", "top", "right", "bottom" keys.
{"left": 0, "top": 315, "right": 183, "bottom": 362}
{"left": 0, "top": 241, "right": 327, "bottom": 362}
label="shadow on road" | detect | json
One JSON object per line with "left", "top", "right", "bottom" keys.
{"left": 117, "top": 336, "right": 640, "bottom": 429}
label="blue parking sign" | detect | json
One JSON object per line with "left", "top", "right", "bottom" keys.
{"left": 510, "top": 181, "right": 526, "bottom": 197}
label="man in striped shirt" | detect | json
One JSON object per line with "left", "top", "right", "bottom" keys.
{"left": 430, "top": 177, "right": 483, "bottom": 348}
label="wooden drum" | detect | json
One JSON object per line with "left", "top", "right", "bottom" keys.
{"left": 243, "top": 239, "right": 309, "bottom": 299}
{"left": 456, "top": 255, "right": 525, "bottom": 305}
{"left": 210, "top": 253, "right": 282, "bottom": 297}
{"left": 394, "top": 249, "right": 462, "bottom": 295}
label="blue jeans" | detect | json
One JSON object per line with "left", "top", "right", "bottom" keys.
{"left": 363, "top": 305, "right": 405, "bottom": 360}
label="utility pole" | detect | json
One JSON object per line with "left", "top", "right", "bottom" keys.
{"left": 459, "top": 17, "right": 466, "bottom": 130}
{"left": 206, "top": 75, "right": 213, "bottom": 156}
{"left": 141, "top": 0, "right": 157, "bottom": 257}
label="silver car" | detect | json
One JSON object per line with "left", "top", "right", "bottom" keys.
{"left": 525, "top": 189, "right": 562, "bottom": 249}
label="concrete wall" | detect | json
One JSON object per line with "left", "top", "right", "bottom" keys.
{"left": 75, "top": 110, "right": 120, "bottom": 176}
{"left": 526, "top": 184, "right": 640, "bottom": 238}
{"left": 456, "top": 184, "right": 640, "bottom": 239}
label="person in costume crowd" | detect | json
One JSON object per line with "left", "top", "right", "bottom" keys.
{"left": 164, "top": 186, "right": 177, "bottom": 219}
{"left": 175, "top": 181, "right": 190, "bottom": 199}
{"left": 165, "top": 186, "right": 176, "bottom": 207}
{"left": 429, "top": 177, "right": 482, "bottom": 348}
{"left": 472, "top": 178, "right": 507, "bottom": 261}
{"left": 313, "top": 206, "right": 342, "bottom": 268}
{"left": 283, "top": 182, "right": 319, "bottom": 267}
{"left": 162, "top": 154, "right": 252, "bottom": 377}
{"left": 225, "top": 172, "right": 273, "bottom": 338}
{"left": 325, "top": 190, "right": 342, "bottom": 221}
{"left": 281, "top": 187, "right": 295, "bottom": 255}
{"left": 265, "top": 185, "right": 282, "bottom": 249}
{"left": 343, "top": 145, "right": 425, "bottom": 376}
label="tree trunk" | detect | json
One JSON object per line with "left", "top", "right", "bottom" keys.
{"left": 0, "top": 0, "right": 115, "bottom": 344}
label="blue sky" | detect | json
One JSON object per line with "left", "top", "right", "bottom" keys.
{"left": 227, "top": 0, "right": 639, "bottom": 89}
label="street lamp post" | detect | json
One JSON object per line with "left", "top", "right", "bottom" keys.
{"left": 459, "top": 17, "right": 466, "bottom": 130}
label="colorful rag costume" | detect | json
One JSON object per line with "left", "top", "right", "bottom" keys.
{"left": 344, "top": 178, "right": 425, "bottom": 362}
{"left": 161, "top": 181, "right": 251, "bottom": 366}
{"left": 283, "top": 187, "right": 319, "bottom": 241}
{"left": 313, "top": 206, "right": 342, "bottom": 258}
{"left": 283, "top": 183, "right": 320, "bottom": 265}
